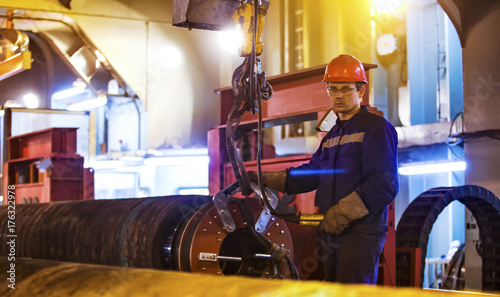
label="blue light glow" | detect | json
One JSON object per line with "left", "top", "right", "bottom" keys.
{"left": 289, "top": 168, "right": 346, "bottom": 176}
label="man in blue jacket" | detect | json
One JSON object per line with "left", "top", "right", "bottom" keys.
{"left": 254, "top": 54, "right": 399, "bottom": 284}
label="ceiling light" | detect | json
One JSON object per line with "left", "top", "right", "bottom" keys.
{"left": 23, "top": 93, "right": 39, "bottom": 108}
{"left": 398, "top": 161, "right": 466, "bottom": 176}
{"left": 218, "top": 29, "right": 243, "bottom": 54}
{"left": 67, "top": 94, "right": 107, "bottom": 111}
{"left": 52, "top": 85, "right": 86, "bottom": 100}
{"left": 377, "top": 33, "right": 398, "bottom": 56}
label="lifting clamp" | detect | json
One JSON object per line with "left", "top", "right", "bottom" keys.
{"left": 213, "top": 0, "right": 323, "bottom": 234}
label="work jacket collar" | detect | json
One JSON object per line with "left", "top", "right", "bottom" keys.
{"left": 333, "top": 105, "right": 369, "bottom": 132}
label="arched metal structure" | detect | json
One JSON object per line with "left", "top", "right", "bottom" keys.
{"left": 396, "top": 185, "right": 500, "bottom": 291}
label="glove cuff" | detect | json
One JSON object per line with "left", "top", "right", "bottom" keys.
{"left": 319, "top": 191, "right": 369, "bottom": 235}
{"left": 337, "top": 191, "right": 369, "bottom": 222}
{"left": 263, "top": 169, "right": 288, "bottom": 193}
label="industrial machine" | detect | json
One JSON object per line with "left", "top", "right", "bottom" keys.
{"left": 175, "top": 0, "right": 325, "bottom": 227}
{"left": 178, "top": 0, "right": 500, "bottom": 290}
{"left": 0, "top": 195, "right": 297, "bottom": 278}
{"left": 1, "top": 1, "right": 500, "bottom": 295}
{"left": 0, "top": 0, "right": 301, "bottom": 281}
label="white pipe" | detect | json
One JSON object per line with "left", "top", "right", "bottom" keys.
{"left": 396, "top": 121, "right": 451, "bottom": 148}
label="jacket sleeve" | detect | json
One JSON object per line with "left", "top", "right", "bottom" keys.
{"left": 285, "top": 135, "right": 327, "bottom": 194}
{"left": 355, "top": 120, "right": 399, "bottom": 213}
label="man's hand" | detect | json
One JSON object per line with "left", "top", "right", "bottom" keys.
{"left": 319, "top": 191, "right": 369, "bottom": 235}
{"left": 248, "top": 170, "right": 287, "bottom": 193}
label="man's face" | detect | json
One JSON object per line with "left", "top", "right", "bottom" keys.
{"left": 326, "top": 82, "right": 364, "bottom": 120}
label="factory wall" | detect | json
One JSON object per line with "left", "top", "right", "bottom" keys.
{"left": 460, "top": 4, "right": 500, "bottom": 197}
{"left": 461, "top": 4, "right": 500, "bottom": 289}
{"left": 219, "top": 0, "right": 376, "bottom": 94}
{"left": 0, "top": 0, "right": 223, "bottom": 148}
{"left": 1, "top": 0, "right": 391, "bottom": 148}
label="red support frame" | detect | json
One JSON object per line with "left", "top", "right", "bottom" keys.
{"left": 2, "top": 127, "right": 92, "bottom": 204}
{"left": 396, "top": 248, "right": 422, "bottom": 287}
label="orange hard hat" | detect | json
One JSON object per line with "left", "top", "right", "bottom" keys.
{"left": 323, "top": 54, "right": 367, "bottom": 83}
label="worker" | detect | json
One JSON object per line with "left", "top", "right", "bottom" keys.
{"left": 250, "top": 54, "right": 398, "bottom": 284}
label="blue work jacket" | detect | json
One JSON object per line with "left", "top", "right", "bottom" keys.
{"left": 286, "top": 105, "right": 399, "bottom": 233}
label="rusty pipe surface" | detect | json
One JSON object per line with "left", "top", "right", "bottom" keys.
{"left": 0, "top": 196, "right": 295, "bottom": 278}
{"left": 0, "top": 195, "right": 212, "bottom": 269}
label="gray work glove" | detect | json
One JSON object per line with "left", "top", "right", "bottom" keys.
{"left": 319, "top": 191, "right": 369, "bottom": 235}
{"left": 248, "top": 170, "right": 287, "bottom": 193}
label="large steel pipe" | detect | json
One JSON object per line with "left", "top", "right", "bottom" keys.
{"left": 0, "top": 195, "right": 211, "bottom": 269}
{"left": 1, "top": 257, "right": 495, "bottom": 297}
{"left": 0, "top": 195, "right": 294, "bottom": 278}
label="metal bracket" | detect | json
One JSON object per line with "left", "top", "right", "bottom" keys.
{"left": 213, "top": 180, "right": 279, "bottom": 233}
{"left": 213, "top": 180, "right": 241, "bottom": 232}
{"left": 250, "top": 181, "right": 278, "bottom": 233}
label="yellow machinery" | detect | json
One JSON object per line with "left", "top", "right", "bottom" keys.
{"left": 0, "top": 11, "right": 31, "bottom": 81}
{"left": 0, "top": 257, "right": 496, "bottom": 297}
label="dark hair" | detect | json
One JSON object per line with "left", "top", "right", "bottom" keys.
{"left": 356, "top": 82, "right": 365, "bottom": 89}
